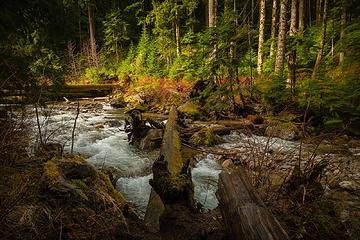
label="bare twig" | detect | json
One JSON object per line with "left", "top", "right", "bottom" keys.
{"left": 71, "top": 102, "right": 80, "bottom": 154}
{"left": 35, "top": 105, "right": 43, "bottom": 146}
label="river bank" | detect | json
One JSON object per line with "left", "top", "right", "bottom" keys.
{"left": 1, "top": 97, "right": 359, "bottom": 239}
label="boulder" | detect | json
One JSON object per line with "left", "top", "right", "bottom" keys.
{"left": 190, "top": 128, "right": 223, "bottom": 146}
{"left": 140, "top": 128, "right": 163, "bottom": 150}
{"left": 265, "top": 124, "right": 298, "bottom": 141}
{"left": 107, "top": 120, "right": 122, "bottom": 128}
{"left": 110, "top": 98, "right": 126, "bottom": 108}
{"left": 177, "top": 101, "right": 200, "bottom": 119}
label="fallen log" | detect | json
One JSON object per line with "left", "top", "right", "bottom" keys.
{"left": 180, "top": 123, "right": 255, "bottom": 139}
{"left": 144, "top": 106, "right": 193, "bottom": 230}
{"left": 216, "top": 160, "right": 289, "bottom": 240}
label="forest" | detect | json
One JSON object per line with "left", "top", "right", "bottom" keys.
{"left": 0, "top": 0, "right": 360, "bottom": 239}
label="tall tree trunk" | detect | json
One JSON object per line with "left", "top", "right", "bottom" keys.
{"left": 251, "top": 0, "right": 254, "bottom": 24}
{"left": 316, "top": 0, "right": 323, "bottom": 24}
{"left": 288, "top": 0, "right": 298, "bottom": 91}
{"left": 209, "top": 0, "right": 217, "bottom": 62}
{"left": 88, "top": 1, "right": 98, "bottom": 68}
{"left": 275, "top": 0, "right": 289, "bottom": 75}
{"left": 175, "top": 4, "right": 181, "bottom": 57}
{"left": 208, "top": 0, "right": 216, "bottom": 27}
{"left": 312, "top": 0, "right": 328, "bottom": 79}
{"left": 270, "top": 0, "right": 278, "bottom": 61}
{"left": 339, "top": 4, "right": 346, "bottom": 64}
{"left": 229, "top": 0, "right": 238, "bottom": 83}
{"left": 78, "top": 3, "right": 82, "bottom": 47}
{"left": 290, "top": 0, "right": 298, "bottom": 35}
{"left": 229, "top": 0, "right": 238, "bottom": 59}
{"left": 257, "top": 0, "right": 266, "bottom": 75}
{"left": 298, "top": 0, "right": 305, "bottom": 34}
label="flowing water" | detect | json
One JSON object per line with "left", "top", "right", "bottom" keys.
{"left": 30, "top": 102, "right": 221, "bottom": 217}
{"left": 30, "top": 102, "right": 360, "bottom": 218}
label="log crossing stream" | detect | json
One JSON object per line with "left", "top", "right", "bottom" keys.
{"left": 27, "top": 100, "right": 360, "bottom": 239}
{"left": 1, "top": 84, "right": 118, "bottom": 103}
{"left": 29, "top": 101, "right": 221, "bottom": 217}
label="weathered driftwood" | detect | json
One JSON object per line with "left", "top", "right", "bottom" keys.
{"left": 216, "top": 160, "right": 289, "bottom": 240}
{"left": 144, "top": 106, "right": 193, "bottom": 230}
{"left": 125, "top": 110, "right": 164, "bottom": 145}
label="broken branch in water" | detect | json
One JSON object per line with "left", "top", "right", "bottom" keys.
{"left": 71, "top": 101, "right": 80, "bottom": 154}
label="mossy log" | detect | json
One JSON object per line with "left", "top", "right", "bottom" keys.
{"left": 144, "top": 106, "right": 195, "bottom": 230}
{"left": 180, "top": 121, "right": 255, "bottom": 140}
{"left": 149, "top": 156, "right": 194, "bottom": 207}
{"left": 216, "top": 160, "right": 289, "bottom": 240}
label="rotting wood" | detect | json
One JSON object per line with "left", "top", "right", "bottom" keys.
{"left": 180, "top": 124, "right": 255, "bottom": 139}
{"left": 216, "top": 160, "right": 289, "bottom": 240}
{"left": 144, "top": 106, "right": 191, "bottom": 230}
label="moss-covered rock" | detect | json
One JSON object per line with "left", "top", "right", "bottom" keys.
{"left": 110, "top": 97, "right": 126, "bottom": 109}
{"left": 190, "top": 128, "right": 223, "bottom": 146}
{"left": 265, "top": 122, "right": 299, "bottom": 140}
{"left": 177, "top": 101, "right": 200, "bottom": 119}
{"left": 1, "top": 155, "right": 132, "bottom": 239}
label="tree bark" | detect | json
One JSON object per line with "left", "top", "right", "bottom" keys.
{"left": 208, "top": 0, "right": 217, "bottom": 61}
{"left": 257, "top": 0, "right": 266, "bottom": 75}
{"left": 339, "top": 4, "right": 346, "bottom": 64}
{"left": 175, "top": 4, "right": 181, "bottom": 57}
{"left": 216, "top": 161, "right": 289, "bottom": 240}
{"left": 270, "top": 0, "right": 278, "bottom": 61}
{"left": 208, "top": 0, "right": 216, "bottom": 27}
{"left": 88, "top": 1, "right": 98, "bottom": 68}
{"left": 229, "top": 0, "right": 237, "bottom": 60}
{"left": 145, "top": 106, "right": 194, "bottom": 230}
{"left": 289, "top": 0, "right": 298, "bottom": 36}
{"left": 251, "top": 0, "right": 254, "bottom": 24}
{"left": 288, "top": 0, "right": 298, "bottom": 90}
{"left": 312, "top": 0, "right": 328, "bottom": 79}
{"left": 316, "top": 0, "right": 323, "bottom": 24}
{"left": 298, "top": 0, "right": 305, "bottom": 34}
{"left": 275, "top": 0, "right": 289, "bottom": 75}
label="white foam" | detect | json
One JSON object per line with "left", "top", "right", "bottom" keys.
{"left": 192, "top": 154, "right": 222, "bottom": 209}
{"left": 117, "top": 174, "right": 152, "bottom": 216}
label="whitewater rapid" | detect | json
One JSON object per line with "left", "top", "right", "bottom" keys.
{"left": 31, "top": 103, "right": 221, "bottom": 216}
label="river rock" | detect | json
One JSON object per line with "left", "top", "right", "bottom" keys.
{"left": 190, "top": 128, "right": 223, "bottom": 146}
{"left": 140, "top": 129, "right": 163, "bottom": 150}
{"left": 177, "top": 101, "right": 200, "bottom": 119}
{"left": 107, "top": 120, "right": 122, "bottom": 128}
{"left": 265, "top": 125, "right": 297, "bottom": 140}
{"left": 339, "top": 181, "right": 359, "bottom": 192}
{"left": 110, "top": 98, "right": 126, "bottom": 108}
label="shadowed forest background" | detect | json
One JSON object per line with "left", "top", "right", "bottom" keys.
{"left": 1, "top": 0, "right": 359, "bottom": 133}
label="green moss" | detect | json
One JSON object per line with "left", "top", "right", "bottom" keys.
{"left": 177, "top": 101, "right": 200, "bottom": 118}
{"left": 71, "top": 179, "right": 89, "bottom": 201}
{"left": 97, "top": 171, "right": 126, "bottom": 207}
{"left": 191, "top": 128, "right": 223, "bottom": 146}
{"left": 43, "top": 160, "right": 62, "bottom": 188}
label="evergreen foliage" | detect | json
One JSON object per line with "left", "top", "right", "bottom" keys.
{"left": 0, "top": 0, "right": 359, "bottom": 133}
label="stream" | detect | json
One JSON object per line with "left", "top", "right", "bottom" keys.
{"left": 30, "top": 102, "right": 221, "bottom": 217}
{"left": 29, "top": 100, "right": 360, "bottom": 220}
